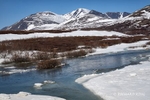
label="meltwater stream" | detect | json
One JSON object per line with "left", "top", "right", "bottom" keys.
{"left": 0, "top": 50, "right": 150, "bottom": 100}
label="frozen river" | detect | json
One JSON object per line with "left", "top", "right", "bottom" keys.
{"left": 0, "top": 49, "right": 150, "bottom": 100}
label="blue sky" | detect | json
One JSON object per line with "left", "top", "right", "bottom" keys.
{"left": 0, "top": 0, "right": 149, "bottom": 29}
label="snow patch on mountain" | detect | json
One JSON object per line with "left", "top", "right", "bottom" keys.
{"left": 87, "top": 17, "right": 99, "bottom": 22}
{"left": 28, "top": 11, "right": 66, "bottom": 24}
{"left": 63, "top": 8, "right": 90, "bottom": 19}
{"left": 141, "top": 10, "right": 150, "bottom": 19}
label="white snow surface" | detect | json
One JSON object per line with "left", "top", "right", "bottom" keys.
{"left": 87, "top": 17, "right": 99, "bottom": 22}
{"left": 0, "top": 92, "right": 65, "bottom": 100}
{"left": 142, "top": 10, "right": 150, "bottom": 19}
{"left": 0, "top": 31, "right": 127, "bottom": 41}
{"left": 63, "top": 8, "right": 90, "bottom": 19}
{"left": 31, "top": 11, "right": 66, "bottom": 24}
{"left": 76, "top": 60, "right": 150, "bottom": 100}
{"left": 31, "top": 24, "right": 58, "bottom": 30}
{"left": 27, "top": 24, "right": 35, "bottom": 30}
{"left": 88, "top": 40, "right": 150, "bottom": 56}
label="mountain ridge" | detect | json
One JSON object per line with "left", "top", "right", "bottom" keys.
{"left": 1, "top": 8, "right": 130, "bottom": 31}
{"left": 88, "top": 5, "right": 150, "bottom": 35}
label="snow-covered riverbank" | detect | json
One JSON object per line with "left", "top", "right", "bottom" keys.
{"left": 0, "top": 92, "right": 65, "bottom": 100}
{"left": 72, "top": 32, "right": 150, "bottom": 100}
{"left": 76, "top": 58, "right": 150, "bottom": 100}
{"left": 88, "top": 40, "right": 150, "bottom": 56}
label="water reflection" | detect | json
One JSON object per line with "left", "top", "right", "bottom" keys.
{"left": 37, "top": 67, "right": 63, "bottom": 76}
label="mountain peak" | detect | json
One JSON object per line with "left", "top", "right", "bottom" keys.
{"left": 106, "top": 12, "right": 130, "bottom": 19}
{"left": 75, "top": 8, "right": 90, "bottom": 13}
{"left": 63, "top": 8, "right": 90, "bottom": 19}
{"left": 89, "top": 10, "right": 109, "bottom": 18}
{"left": 37, "top": 11, "right": 56, "bottom": 15}
{"left": 28, "top": 11, "right": 57, "bottom": 18}
{"left": 71, "top": 8, "right": 90, "bottom": 17}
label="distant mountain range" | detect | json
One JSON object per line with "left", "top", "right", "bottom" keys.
{"left": 1, "top": 8, "right": 130, "bottom": 31}
{"left": 96, "top": 5, "right": 150, "bottom": 35}
{"left": 1, "top": 5, "right": 150, "bottom": 35}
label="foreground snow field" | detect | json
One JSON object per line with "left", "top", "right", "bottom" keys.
{"left": 0, "top": 30, "right": 127, "bottom": 41}
{"left": 76, "top": 59, "right": 150, "bottom": 100}
{"left": 0, "top": 92, "right": 65, "bottom": 100}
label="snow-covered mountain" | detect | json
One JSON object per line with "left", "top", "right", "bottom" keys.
{"left": 63, "top": 8, "right": 90, "bottom": 19}
{"left": 53, "top": 9, "right": 131, "bottom": 30}
{"left": 98, "top": 5, "right": 150, "bottom": 35}
{"left": 2, "top": 11, "right": 66, "bottom": 30}
{"left": 1, "top": 8, "right": 130, "bottom": 31}
{"left": 128, "top": 5, "right": 150, "bottom": 18}
{"left": 54, "top": 9, "right": 112, "bottom": 30}
{"left": 106, "top": 12, "right": 130, "bottom": 19}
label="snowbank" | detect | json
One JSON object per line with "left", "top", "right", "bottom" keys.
{"left": 0, "top": 92, "right": 65, "bottom": 100}
{"left": 0, "top": 30, "right": 127, "bottom": 41}
{"left": 88, "top": 40, "right": 150, "bottom": 56}
{"left": 76, "top": 60, "right": 150, "bottom": 100}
